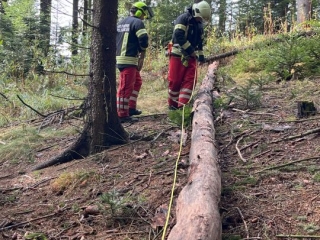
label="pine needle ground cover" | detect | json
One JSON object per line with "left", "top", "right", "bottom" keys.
{"left": 1, "top": 31, "right": 320, "bottom": 239}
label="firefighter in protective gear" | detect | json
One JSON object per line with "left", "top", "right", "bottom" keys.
{"left": 167, "top": 0, "right": 211, "bottom": 110}
{"left": 116, "top": 2, "right": 152, "bottom": 123}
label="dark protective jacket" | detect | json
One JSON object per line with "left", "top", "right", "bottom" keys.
{"left": 171, "top": 7, "right": 204, "bottom": 57}
{"left": 116, "top": 16, "right": 149, "bottom": 69}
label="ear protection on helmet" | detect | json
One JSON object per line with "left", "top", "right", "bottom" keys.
{"left": 134, "top": 9, "right": 143, "bottom": 18}
{"left": 131, "top": 2, "right": 154, "bottom": 19}
{"left": 130, "top": 6, "right": 144, "bottom": 18}
{"left": 192, "top": 1, "right": 211, "bottom": 22}
{"left": 192, "top": 8, "right": 201, "bottom": 17}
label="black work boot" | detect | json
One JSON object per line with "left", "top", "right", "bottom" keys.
{"left": 168, "top": 106, "right": 180, "bottom": 110}
{"left": 119, "top": 116, "right": 139, "bottom": 123}
{"left": 129, "top": 108, "right": 142, "bottom": 116}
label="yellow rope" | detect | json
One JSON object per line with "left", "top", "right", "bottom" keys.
{"left": 161, "top": 62, "right": 198, "bottom": 240}
{"left": 161, "top": 105, "right": 185, "bottom": 240}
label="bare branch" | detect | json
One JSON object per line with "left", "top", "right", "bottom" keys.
{"left": 17, "top": 95, "right": 47, "bottom": 118}
{"left": 79, "top": 15, "right": 97, "bottom": 29}
{"left": 44, "top": 70, "right": 90, "bottom": 77}
{"left": 49, "top": 93, "right": 85, "bottom": 101}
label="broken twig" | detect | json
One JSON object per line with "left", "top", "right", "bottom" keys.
{"left": 270, "top": 127, "right": 320, "bottom": 144}
{"left": 236, "top": 137, "right": 247, "bottom": 162}
{"left": 235, "top": 207, "right": 249, "bottom": 239}
{"left": 255, "top": 156, "right": 320, "bottom": 174}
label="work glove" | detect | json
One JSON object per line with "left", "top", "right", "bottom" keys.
{"left": 181, "top": 55, "right": 189, "bottom": 67}
{"left": 137, "top": 51, "right": 146, "bottom": 71}
{"left": 198, "top": 55, "right": 205, "bottom": 63}
{"left": 137, "top": 58, "right": 144, "bottom": 71}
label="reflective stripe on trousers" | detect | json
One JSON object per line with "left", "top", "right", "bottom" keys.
{"left": 167, "top": 56, "right": 197, "bottom": 108}
{"left": 117, "top": 67, "right": 142, "bottom": 117}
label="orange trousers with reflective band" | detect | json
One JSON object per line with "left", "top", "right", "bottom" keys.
{"left": 117, "top": 67, "right": 142, "bottom": 117}
{"left": 167, "top": 56, "right": 197, "bottom": 108}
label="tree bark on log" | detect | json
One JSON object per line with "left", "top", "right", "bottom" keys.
{"left": 205, "top": 49, "right": 239, "bottom": 63}
{"left": 168, "top": 62, "right": 222, "bottom": 240}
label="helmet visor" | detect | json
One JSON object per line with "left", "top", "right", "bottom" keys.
{"left": 146, "top": 6, "right": 154, "bottom": 19}
{"left": 139, "top": 5, "right": 154, "bottom": 19}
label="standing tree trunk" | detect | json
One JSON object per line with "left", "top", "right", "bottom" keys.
{"left": 32, "top": 0, "right": 127, "bottom": 171}
{"left": 72, "top": 0, "right": 79, "bottom": 55}
{"left": 40, "top": 0, "right": 52, "bottom": 56}
{"left": 88, "top": 0, "right": 92, "bottom": 22}
{"left": 83, "top": 0, "right": 88, "bottom": 36}
{"left": 87, "top": 0, "right": 127, "bottom": 151}
{"left": 218, "top": 0, "right": 227, "bottom": 33}
{"left": 296, "top": 0, "right": 312, "bottom": 24}
{"left": 0, "top": 0, "right": 7, "bottom": 14}
{"left": 83, "top": 0, "right": 92, "bottom": 37}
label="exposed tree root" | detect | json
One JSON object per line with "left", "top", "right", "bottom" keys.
{"left": 32, "top": 127, "right": 90, "bottom": 171}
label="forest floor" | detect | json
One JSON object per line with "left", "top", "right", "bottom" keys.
{"left": 1, "top": 66, "right": 320, "bottom": 240}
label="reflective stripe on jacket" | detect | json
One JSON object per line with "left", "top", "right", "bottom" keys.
{"left": 116, "top": 16, "right": 149, "bottom": 69}
{"left": 171, "top": 7, "right": 204, "bottom": 57}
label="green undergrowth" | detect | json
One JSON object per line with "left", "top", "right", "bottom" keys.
{"left": 1, "top": 28, "right": 320, "bottom": 167}
{"left": 221, "top": 29, "right": 320, "bottom": 82}
{"left": 0, "top": 81, "right": 87, "bottom": 127}
{"left": 0, "top": 124, "right": 78, "bottom": 165}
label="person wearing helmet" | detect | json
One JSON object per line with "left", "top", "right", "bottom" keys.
{"left": 116, "top": 2, "right": 152, "bottom": 123}
{"left": 167, "top": 0, "right": 211, "bottom": 110}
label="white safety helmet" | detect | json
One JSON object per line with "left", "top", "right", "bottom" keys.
{"left": 192, "top": 1, "right": 211, "bottom": 22}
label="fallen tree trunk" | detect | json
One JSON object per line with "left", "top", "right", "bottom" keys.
{"left": 168, "top": 62, "right": 222, "bottom": 240}
{"left": 205, "top": 49, "right": 239, "bottom": 63}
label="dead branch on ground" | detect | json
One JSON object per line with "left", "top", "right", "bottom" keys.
{"left": 236, "top": 137, "right": 247, "bottom": 162}
{"left": 0, "top": 207, "right": 68, "bottom": 231}
{"left": 270, "top": 127, "right": 320, "bottom": 144}
{"left": 255, "top": 156, "right": 320, "bottom": 174}
{"left": 235, "top": 207, "right": 249, "bottom": 239}
{"left": 232, "top": 108, "right": 282, "bottom": 119}
{"left": 276, "top": 234, "right": 320, "bottom": 238}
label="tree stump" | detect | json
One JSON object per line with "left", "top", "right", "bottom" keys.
{"left": 168, "top": 62, "right": 221, "bottom": 240}
{"left": 297, "top": 101, "right": 317, "bottom": 118}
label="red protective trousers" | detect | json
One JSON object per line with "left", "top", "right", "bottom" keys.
{"left": 167, "top": 55, "right": 197, "bottom": 108}
{"left": 117, "top": 67, "right": 142, "bottom": 117}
